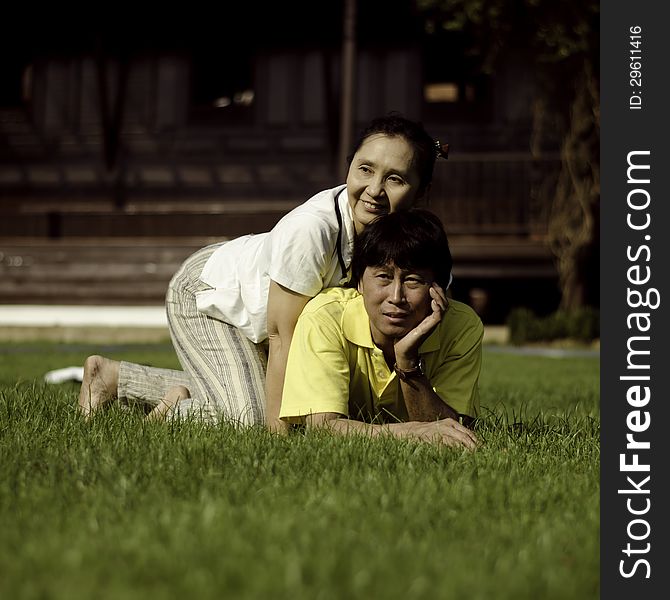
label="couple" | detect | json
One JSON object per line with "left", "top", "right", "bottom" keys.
{"left": 78, "top": 115, "right": 482, "bottom": 449}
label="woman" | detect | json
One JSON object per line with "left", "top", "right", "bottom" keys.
{"left": 78, "top": 114, "right": 448, "bottom": 431}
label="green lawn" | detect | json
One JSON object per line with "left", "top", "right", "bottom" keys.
{"left": 0, "top": 344, "right": 599, "bottom": 600}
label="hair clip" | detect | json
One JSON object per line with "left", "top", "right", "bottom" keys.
{"left": 434, "top": 140, "right": 450, "bottom": 160}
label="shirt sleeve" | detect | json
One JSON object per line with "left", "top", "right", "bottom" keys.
{"left": 268, "top": 213, "right": 335, "bottom": 297}
{"left": 429, "top": 313, "right": 484, "bottom": 418}
{"left": 279, "top": 304, "right": 351, "bottom": 423}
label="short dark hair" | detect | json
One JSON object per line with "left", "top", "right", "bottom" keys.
{"left": 347, "top": 113, "right": 437, "bottom": 195}
{"left": 349, "top": 209, "right": 453, "bottom": 289}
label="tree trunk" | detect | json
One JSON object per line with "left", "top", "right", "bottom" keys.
{"left": 544, "top": 60, "right": 600, "bottom": 311}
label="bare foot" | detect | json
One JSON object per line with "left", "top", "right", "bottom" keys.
{"left": 78, "top": 355, "right": 120, "bottom": 418}
{"left": 146, "top": 385, "right": 190, "bottom": 421}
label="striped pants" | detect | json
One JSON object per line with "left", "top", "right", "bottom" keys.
{"left": 117, "top": 243, "right": 268, "bottom": 425}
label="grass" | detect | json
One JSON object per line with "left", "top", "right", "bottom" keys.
{"left": 0, "top": 343, "right": 599, "bottom": 600}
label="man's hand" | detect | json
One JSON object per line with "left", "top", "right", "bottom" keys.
{"left": 391, "top": 283, "right": 460, "bottom": 423}
{"left": 400, "top": 418, "right": 478, "bottom": 450}
{"left": 393, "top": 283, "right": 447, "bottom": 367}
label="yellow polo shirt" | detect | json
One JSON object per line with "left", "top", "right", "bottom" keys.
{"left": 280, "top": 287, "right": 483, "bottom": 424}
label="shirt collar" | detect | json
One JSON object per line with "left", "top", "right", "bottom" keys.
{"left": 342, "top": 294, "right": 375, "bottom": 348}
{"left": 342, "top": 292, "right": 442, "bottom": 354}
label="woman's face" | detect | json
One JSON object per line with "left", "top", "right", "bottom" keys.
{"left": 346, "top": 134, "right": 424, "bottom": 235}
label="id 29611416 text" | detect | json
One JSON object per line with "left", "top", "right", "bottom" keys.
{"left": 629, "top": 26, "right": 643, "bottom": 110}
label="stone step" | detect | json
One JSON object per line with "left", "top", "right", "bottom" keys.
{"left": 0, "top": 239, "right": 197, "bottom": 304}
{"left": 0, "top": 280, "right": 169, "bottom": 305}
{"left": 0, "top": 235, "right": 556, "bottom": 307}
{"left": 0, "top": 211, "right": 290, "bottom": 238}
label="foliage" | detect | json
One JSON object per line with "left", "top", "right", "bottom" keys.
{"left": 416, "top": 0, "right": 600, "bottom": 309}
{"left": 507, "top": 306, "right": 600, "bottom": 345}
{"left": 418, "top": 1, "right": 598, "bottom": 69}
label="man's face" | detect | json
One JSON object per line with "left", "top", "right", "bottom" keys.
{"left": 358, "top": 262, "right": 434, "bottom": 348}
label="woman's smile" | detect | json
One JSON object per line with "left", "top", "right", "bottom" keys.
{"left": 345, "top": 133, "right": 423, "bottom": 234}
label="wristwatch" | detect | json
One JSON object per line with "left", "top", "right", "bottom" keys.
{"left": 393, "top": 359, "right": 425, "bottom": 381}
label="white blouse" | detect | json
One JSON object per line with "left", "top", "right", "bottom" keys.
{"left": 195, "top": 185, "right": 355, "bottom": 343}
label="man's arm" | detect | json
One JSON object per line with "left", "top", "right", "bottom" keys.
{"left": 305, "top": 412, "right": 478, "bottom": 450}
{"left": 393, "top": 286, "right": 482, "bottom": 425}
{"left": 392, "top": 284, "right": 462, "bottom": 422}
{"left": 395, "top": 371, "right": 460, "bottom": 422}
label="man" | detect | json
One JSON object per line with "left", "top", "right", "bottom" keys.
{"left": 279, "top": 209, "right": 483, "bottom": 449}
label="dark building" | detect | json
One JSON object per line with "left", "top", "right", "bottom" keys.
{"left": 0, "top": 4, "right": 563, "bottom": 322}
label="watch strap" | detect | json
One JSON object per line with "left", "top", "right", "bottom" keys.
{"left": 393, "top": 360, "right": 424, "bottom": 381}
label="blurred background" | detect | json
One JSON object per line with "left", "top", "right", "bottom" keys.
{"left": 0, "top": 0, "right": 599, "bottom": 327}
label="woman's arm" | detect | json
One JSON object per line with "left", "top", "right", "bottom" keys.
{"left": 265, "top": 280, "right": 311, "bottom": 433}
